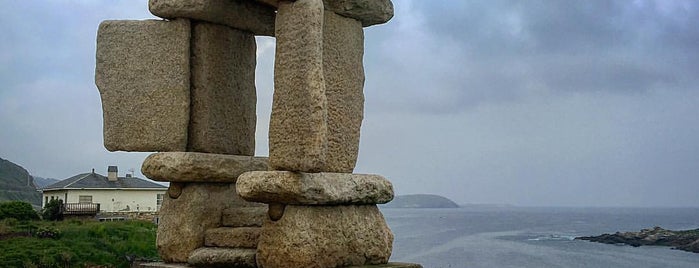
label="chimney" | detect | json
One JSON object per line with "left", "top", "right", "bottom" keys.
{"left": 108, "top": 166, "right": 118, "bottom": 182}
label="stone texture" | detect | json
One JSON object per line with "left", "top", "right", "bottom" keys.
{"left": 347, "top": 263, "right": 423, "bottom": 268}
{"left": 205, "top": 227, "right": 260, "bottom": 248}
{"left": 323, "top": 0, "right": 394, "bottom": 27}
{"left": 138, "top": 261, "right": 422, "bottom": 268}
{"left": 188, "top": 247, "right": 257, "bottom": 268}
{"left": 137, "top": 263, "right": 191, "bottom": 268}
{"left": 269, "top": 0, "right": 329, "bottom": 172}
{"left": 149, "top": 0, "right": 275, "bottom": 36}
{"left": 237, "top": 171, "right": 394, "bottom": 205}
{"left": 323, "top": 11, "right": 365, "bottom": 173}
{"left": 256, "top": 205, "right": 393, "bottom": 268}
{"left": 189, "top": 22, "right": 257, "bottom": 156}
{"left": 254, "top": 0, "right": 395, "bottom": 26}
{"left": 95, "top": 19, "right": 190, "bottom": 152}
{"left": 141, "top": 152, "right": 269, "bottom": 183}
{"left": 157, "top": 183, "right": 257, "bottom": 262}
{"left": 222, "top": 206, "right": 267, "bottom": 227}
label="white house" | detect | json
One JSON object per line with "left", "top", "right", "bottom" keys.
{"left": 41, "top": 166, "right": 167, "bottom": 213}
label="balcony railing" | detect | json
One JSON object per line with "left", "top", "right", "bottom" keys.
{"left": 62, "top": 203, "right": 100, "bottom": 215}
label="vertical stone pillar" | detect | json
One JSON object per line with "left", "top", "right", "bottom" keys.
{"left": 323, "top": 10, "right": 365, "bottom": 173}
{"left": 188, "top": 21, "right": 257, "bottom": 156}
{"left": 269, "top": 0, "right": 329, "bottom": 173}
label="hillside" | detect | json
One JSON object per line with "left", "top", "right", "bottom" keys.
{"left": 32, "top": 176, "right": 60, "bottom": 188}
{"left": 0, "top": 157, "right": 41, "bottom": 206}
{"left": 382, "top": 194, "right": 459, "bottom": 208}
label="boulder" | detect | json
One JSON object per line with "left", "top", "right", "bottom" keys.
{"left": 188, "top": 247, "right": 257, "bottom": 268}
{"left": 157, "top": 182, "right": 255, "bottom": 262}
{"left": 236, "top": 171, "right": 394, "bottom": 205}
{"left": 188, "top": 21, "right": 257, "bottom": 156}
{"left": 256, "top": 205, "right": 393, "bottom": 268}
{"left": 269, "top": 0, "right": 329, "bottom": 172}
{"left": 322, "top": 0, "right": 394, "bottom": 27}
{"left": 222, "top": 206, "right": 267, "bottom": 227}
{"left": 95, "top": 19, "right": 190, "bottom": 152}
{"left": 205, "top": 227, "right": 260, "bottom": 248}
{"left": 323, "top": 10, "right": 365, "bottom": 173}
{"left": 149, "top": 0, "right": 275, "bottom": 36}
{"left": 141, "top": 152, "right": 269, "bottom": 183}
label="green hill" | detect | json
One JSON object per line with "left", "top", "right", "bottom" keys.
{"left": 382, "top": 194, "right": 459, "bottom": 208}
{"left": 0, "top": 157, "right": 41, "bottom": 206}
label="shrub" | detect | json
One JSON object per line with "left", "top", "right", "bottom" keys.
{"left": 35, "top": 226, "right": 61, "bottom": 239}
{"left": 41, "top": 199, "right": 63, "bottom": 221}
{"left": 0, "top": 201, "right": 39, "bottom": 221}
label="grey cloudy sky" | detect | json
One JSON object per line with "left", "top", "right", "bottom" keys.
{"left": 1, "top": 1, "right": 698, "bottom": 207}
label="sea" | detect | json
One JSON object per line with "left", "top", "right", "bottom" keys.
{"left": 381, "top": 207, "right": 699, "bottom": 268}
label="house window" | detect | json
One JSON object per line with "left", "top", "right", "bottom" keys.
{"left": 79, "top": 195, "right": 93, "bottom": 203}
{"left": 45, "top": 196, "right": 48, "bottom": 205}
{"left": 156, "top": 194, "right": 164, "bottom": 211}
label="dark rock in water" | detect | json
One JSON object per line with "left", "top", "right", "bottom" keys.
{"left": 381, "top": 194, "right": 458, "bottom": 208}
{"left": 576, "top": 226, "right": 699, "bottom": 253}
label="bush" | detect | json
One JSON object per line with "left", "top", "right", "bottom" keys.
{"left": 42, "top": 199, "right": 63, "bottom": 221}
{"left": 36, "top": 226, "right": 61, "bottom": 239}
{"left": 0, "top": 201, "right": 39, "bottom": 221}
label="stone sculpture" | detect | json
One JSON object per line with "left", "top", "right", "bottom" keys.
{"left": 95, "top": 0, "right": 421, "bottom": 267}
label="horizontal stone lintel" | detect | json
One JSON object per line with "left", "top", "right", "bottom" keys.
{"left": 141, "top": 152, "right": 269, "bottom": 182}
{"left": 150, "top": 0, "right": 276, "bottom": 36}
{"left": 255, "top": 0, "right": 394, "bottom": 27}
{"left": 236, "top": 171, "right": 394, "bottom": 205}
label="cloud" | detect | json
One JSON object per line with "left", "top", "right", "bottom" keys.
{"left": 2, "top": 0, "right": 699, "bottom": 206}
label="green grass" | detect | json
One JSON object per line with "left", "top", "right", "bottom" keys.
{"left": 0, "top": 219, "right": 159, "bottom": 268}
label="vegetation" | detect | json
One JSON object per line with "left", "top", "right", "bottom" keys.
{"left": 0, "top": 219, "right": 159, "bottom": 267}
{"left": 0, "top": 201, "right": 40, "bottom": 221}
{"left": 41, "top": 199, "right": 64, "bottom": 221}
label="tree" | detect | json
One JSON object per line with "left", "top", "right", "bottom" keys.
{"left": 42, "top": 199, "right": 63, "bottom": 221}
{"left": 0, "top": 201, "right": 39, "bottom": 221}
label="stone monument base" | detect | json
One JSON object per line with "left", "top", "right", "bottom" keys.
{"left": 137, "top": 262, "right": 423, "bottom": 268}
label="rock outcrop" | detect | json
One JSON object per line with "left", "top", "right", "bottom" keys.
{"left": 576, "top": 226, "right": 699, "bottom": 253}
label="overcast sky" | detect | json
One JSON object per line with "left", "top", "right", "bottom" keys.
{"left": 1, "top": 1, "right": 698, "bottom": 207}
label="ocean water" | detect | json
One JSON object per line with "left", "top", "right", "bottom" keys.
{"left": 381, "top": 207, "right": 699, "bottom": 268}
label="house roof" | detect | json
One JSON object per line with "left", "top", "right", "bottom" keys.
{"left": 41, "top": 172, "right": 167, "bottom": 191}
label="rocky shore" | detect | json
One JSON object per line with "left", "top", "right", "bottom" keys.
{"left": 576, "top": 226, "right": 699, "bottom": 253}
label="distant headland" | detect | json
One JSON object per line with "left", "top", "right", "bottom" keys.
{"left": 382, "top": 194, "right": 459, "bottom": 208}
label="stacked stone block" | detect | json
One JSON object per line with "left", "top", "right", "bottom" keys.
{"left": 95, "top": 0, "right": 422, "bottom": 267}
{"left": 95, "top": 0, "right": 274, "bottom": 265}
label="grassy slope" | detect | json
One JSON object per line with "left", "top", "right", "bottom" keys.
{"left": 0, "top": 220, "right": 159, "bottom": 268}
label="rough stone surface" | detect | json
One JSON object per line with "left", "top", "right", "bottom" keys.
{"left": 323, "top": 0, "right": 394, "bottom": 27}
{"left": 256, "top": 205, "right": 393, "bottom": 268}
{"left": 95, "top": 19, "right": 190, "bottom": 152}
{"left": 137, "top": 261, "right": 421, "bottom": 268}
{"left": 188, "top": 247, "right": 257, "bottom": 268}
{"left": 323, "top": 11, "right": 365, "bottom": 173}
{"left": 269, "top": 0, "right": 329, "bottom": 172}
{"left": 222, "top": 206, "right": 267, "bottom": 227}
{"left": 205, "top": 227, "right": 260, "bottom": 248}
{"left": 149, "top": 0, "right": 275, "bottom": 36}
{"left": 189, "top": 22, "right": 257, "bottom": 156}
{"left": 157, "top": 183, "right": 256, "bottom": 262}
{"left": 347, "top": 263, "right": 423, "bottom": 268}
{"left": 237, "top": 171, "right": 394, "bottom": 205}
{"left": 142, "top": 152, "right": 269, "bottom": 183}
{"left": 137, "top": 263, "right": 191, "bottom": 268}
